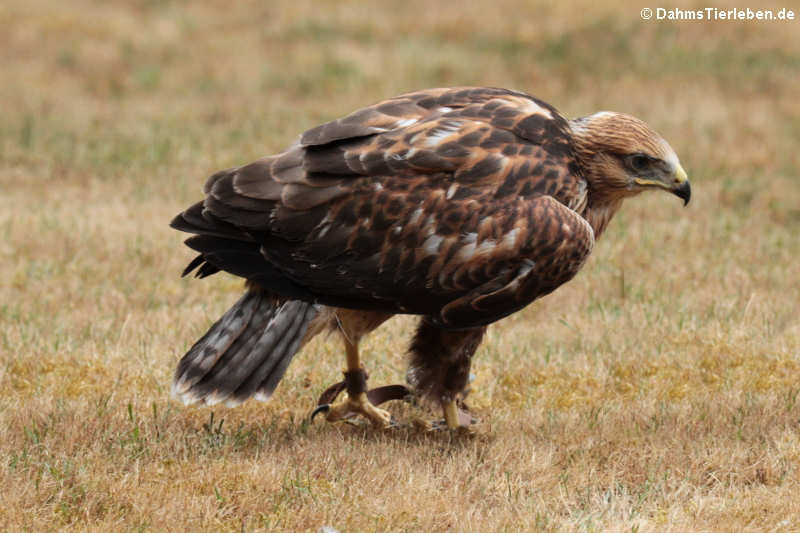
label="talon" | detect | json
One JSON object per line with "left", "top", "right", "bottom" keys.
{"left": 430, "top": 419, "right": 448, "bottom": 431}
{"left": 366, "top": 384, "right": 412, "bottom": 406}
{"left": 312, "top": 367, "right": 402, "bottom": 428}
{"left": 316, "top": 380, "right": 347, "bottom": 407}
{"left": 323, "top": 392, "right": 394, "bottom": 428}
{"left": 419, "top": 418, "right": 476, "bottom": 434}
{"left": 310, "top": 404, "right": 331, "bottom": 421}
{"left": 412, "top": 417, "right": 434, "bottom": 431}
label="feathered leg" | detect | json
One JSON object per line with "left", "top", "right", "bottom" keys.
{"left": 407, "top": 318, "right": 487, "bottom": 429}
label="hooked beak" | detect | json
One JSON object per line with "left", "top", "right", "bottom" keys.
{"left": 634, "top": 164, "right": 691, "bottom": 206}
{"left": 671, "top": 165, "right": 691, "bottom": 206}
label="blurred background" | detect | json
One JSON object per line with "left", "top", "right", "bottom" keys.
{"left": 1, "top": 0, "right": 799, "bottom": 530}
{"left": 3, "top": 0, "right": 798, "bottom": 183}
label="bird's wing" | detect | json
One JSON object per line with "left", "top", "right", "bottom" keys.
{"left": 431, "top": 195, "right": 594, "bottom": 328}
{"left": 175, "top": 87, "right": 592, "bottom": 328}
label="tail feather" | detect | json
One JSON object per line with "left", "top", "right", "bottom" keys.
{"left": 186, "top": 294, "right": 277, "bottom": 405}
{"left": 173, "top": 291, "right": 260, "bottom": 393}
{"left": 172, "top": 290, "right": 318, "bottom": 406}
{"left": 238, "top": 301, "right": 318, "bottom": 403}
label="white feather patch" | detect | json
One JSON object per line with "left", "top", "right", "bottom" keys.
{"left": 455, "top": 241, "right": 477, "bottom": 262}
{"left": 394, "top": 118, "right": 418, "bottom": 128}
{"left": 424, "top": 120, "right": 463, "bottom": 147}
{"left": 569, "top": 111, "right": 613, "bottom": 136}
{"left": 661, "top": 139, "right": 680, "bottom": 171}
{"left": 501, "top": 227, "right": 520, "bottom": 249}
{"left": 476, "top": 239, "right": 497, "bottom": 254}
{"left": 422, "top": 234, "right": 444, "bottom": 255}
{"left": 446, "top": 183, "right": 458, "bottom": 199}
{"left": 254, "top": 391, "right": 271, "bottom": 402}
{"left": 518, "top": 259, "right": 535, "bottom": 277}
{"left": 517, "top": 98, "right": 554, "bottom": 118}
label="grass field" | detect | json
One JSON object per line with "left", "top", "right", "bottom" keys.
{"left": 2, "top": 1, "right": 800, "bottom": 531}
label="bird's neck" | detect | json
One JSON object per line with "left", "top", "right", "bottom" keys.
{"left": 581, "top": 197, "right": 623, "bottom": 240}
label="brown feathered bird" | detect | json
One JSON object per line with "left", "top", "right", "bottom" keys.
{"left": 171, "top": 87, "right": 690, "bottom": 429}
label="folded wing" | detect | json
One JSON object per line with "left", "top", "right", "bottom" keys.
{"left": 172, "top": 87, "right": 593, "bottom": 328}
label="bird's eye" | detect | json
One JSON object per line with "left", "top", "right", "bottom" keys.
{"left": 627, "top": 153, "right": 650, "bottom": 172}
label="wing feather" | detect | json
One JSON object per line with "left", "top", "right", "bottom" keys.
{"left": 174, "top": 87, "right": 593, "bottom": 328}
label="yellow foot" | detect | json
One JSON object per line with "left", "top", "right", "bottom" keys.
{"left": 411, "top": 400, "right": 477, "bottom": 432}
{"left": 318, "top": 392, "right": 393, "bottom": 428}
{"left": 443, "top": 399, "right": 461, "bottom": 429}
{"left": 411, "top": 418, "right": 476, "bottom": 434}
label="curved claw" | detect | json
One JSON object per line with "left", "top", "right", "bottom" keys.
{"left": 310, "top": 404, "right": 330, "bottom": 421}
{"left": 366, "top": 384, "right": 412, "bottom": 406}
{"left": 315, "top": 382, "right": 410, "bottom": 409}
{"left": 316, "top": 381, "right": 347, "bottom": 407}
{"left": 311, "top": 380, "right": 411, "bottom": 426}
{"left": 417, "top": 412, "right": 477, "bottom": 432}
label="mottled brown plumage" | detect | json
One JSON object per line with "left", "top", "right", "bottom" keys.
{"left": 171, "top": 87, "right": 690, "bottom": 428}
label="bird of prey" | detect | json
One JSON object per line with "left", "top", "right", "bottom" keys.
{"left": 171, "top": 87, "right": 690, "bottom": 429}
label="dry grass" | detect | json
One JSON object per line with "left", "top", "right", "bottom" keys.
{"left": 2, "top": 0, "right": 800, "bottom": 531}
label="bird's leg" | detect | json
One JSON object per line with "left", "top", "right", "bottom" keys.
{"left": 313, "top": 338, "right": 394, "bottom": 428}
{"left": 410, "top": 398, "right": 474, "bottom": 431}
{"left": 442, "top": 399, "right": 461, "bottom": 429}
{"left": 413, "top": 396, "right": 477, "bottom": 431}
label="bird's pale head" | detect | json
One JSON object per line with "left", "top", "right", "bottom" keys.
{"left": 569, "top": 111, "right": 690, "bottom": 206}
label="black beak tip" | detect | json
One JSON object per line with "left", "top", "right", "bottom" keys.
{"left": 675, "top": 182, "right": 691, "bottom": 206}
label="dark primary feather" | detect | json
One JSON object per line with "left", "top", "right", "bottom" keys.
{"left": 171, "top": 87, "right": 595, "bottom": 329}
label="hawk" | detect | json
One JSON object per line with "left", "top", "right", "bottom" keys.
{"left": 171, "top": 87, "right": 690, "bottom": 429}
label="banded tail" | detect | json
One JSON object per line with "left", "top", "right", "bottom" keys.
{"left": 172, "top": 289, "right": 318, "bottom": 406}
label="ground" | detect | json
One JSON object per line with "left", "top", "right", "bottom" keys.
{"left": 1, "top": 0, "right": 800, "bottom": 531}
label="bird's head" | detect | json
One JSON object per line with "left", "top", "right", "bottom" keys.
{"left": 569, "top": 112, "right": 690, "bottom": 206}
